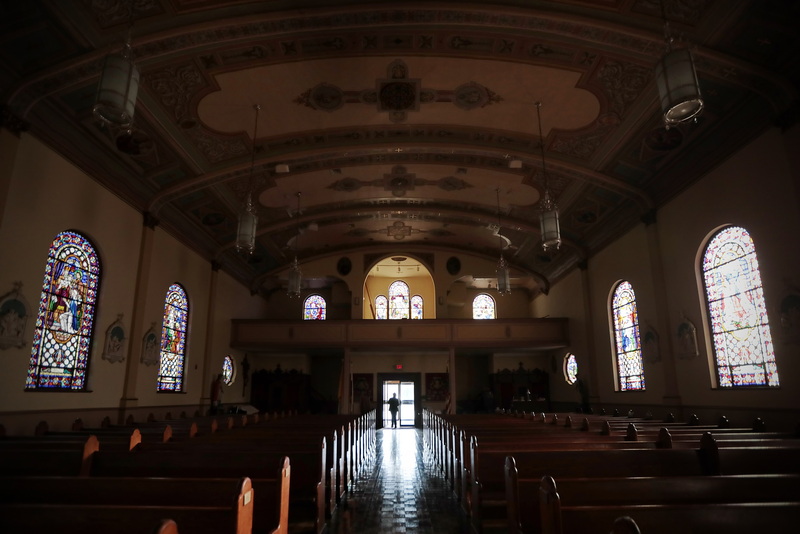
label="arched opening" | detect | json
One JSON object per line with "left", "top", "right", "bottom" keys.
{"left": 362, "top": 255, "right": 435, "bottom": 319}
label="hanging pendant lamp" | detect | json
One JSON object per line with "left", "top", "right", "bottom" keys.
{"left": 654, "top": 4, "right": 703, "bottom": 128}
{"left": 287, "top": 192, "right": 303, "bottom": 298}
{"left": 535, "top": 102, "right": 561, "bottom": 252}
{"left": 495, "top": 188, "right": 511, "bottom": 295}
{"left": 94, "top": 30, "right": 139, "bottom": 128}
{"left": 235, "top": 105, "right": 261, "bottom": 255}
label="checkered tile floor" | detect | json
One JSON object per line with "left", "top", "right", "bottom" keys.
{"left": 328, "top": 428, "right": 470, "bottom": 534}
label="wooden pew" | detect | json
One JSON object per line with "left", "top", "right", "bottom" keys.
{"left": 0, "top": 458, "right": 291, "bottom": 534}
{"left": 38, "top": 420, "right": 143, "bottom": 451}
{"left": 539, "top": 475, "right": 800, "bottom": 534}
{"left": 0, "top": 434, "right": 98, "bottom": 476}
{"left": 90, "top": 439, "right": 325, "bottom": 534}
{"left": 0, "top": 476, "right": 255, "bottom": 534}
{"left": 429, "top": 410, "right": 800, "bottom": 534}
{"left": 471, "top": 444, "right": 710, "bottom": 533}
{"left": 506, "top": 455, "right": 800, "bottom": 534}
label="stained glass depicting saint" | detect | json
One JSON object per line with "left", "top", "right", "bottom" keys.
{"left": 157, "top": 284, "right": 189, "bottom": 391}
{"left": 304, "top": 295, "right": 326, "bottom": 320}
{"left": 389, "top": 280, "right": 409, "bottom": 319}
{"left": 411, "top": 295, "right": 423, "bottom": 319}
{"left": 473, "top": 294, "right": 496, "bottom": 319}
{"left": 702, "top": 226, "right": 778, "bottom": 387}
{"left": 375, "top": 295, "right": 388, "bottom": 320}
{"left": 27, "top": 231, "right": 100, "bottom": 390}
{"left": 611, "top": 280, "right": 645, "bottom": 391}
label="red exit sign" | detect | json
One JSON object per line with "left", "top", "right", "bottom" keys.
{"left": 395, "top": 364, "right": 403, "bottom": 370}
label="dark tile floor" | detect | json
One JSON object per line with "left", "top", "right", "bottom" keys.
{"left": 328, "top": 427, "right": 470, "bottom": 534}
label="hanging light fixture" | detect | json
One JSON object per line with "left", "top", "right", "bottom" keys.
{"left": 495, "top": 188, "right": 511, "bottom": 295}
{"left": 93, "top": 12, "right": 139, "bottom": 128}
{"left": 535, "top": 102, "right": 561, "bottom": 252}
{"left": 287, "top": 192, "right": 303, "bottom": 298}
{"left": 235, "top": 104, "right": 260, "bottom": 255}
{"left": 654, "top": 2, "right": 703, "bottom": 128}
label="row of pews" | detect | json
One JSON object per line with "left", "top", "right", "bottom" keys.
{"left": 0, "top": 409, "right": 376, "bottom": 534}
{"left": 424, "top": 409, "right": 800, "bottom": 534}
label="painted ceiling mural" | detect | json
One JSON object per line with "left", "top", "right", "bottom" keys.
{"left": 1, "top": 0, "right": 797, "bottom": 296}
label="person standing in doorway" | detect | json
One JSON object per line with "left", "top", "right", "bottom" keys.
{"left": 388, "top": 393, "right": 400, "bottom": 428}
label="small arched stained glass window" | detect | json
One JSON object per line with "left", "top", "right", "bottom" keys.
{"left": 564, "top": 353, "right": 578, "bottom": 385}
{"left": 27, "top": 231, "right": 101, "bottom": 390}
{"left": 157, "top": 283, "right": 189, "bottom": 392}
{"left": 411, "top": 295, "right": 423, "bottom": 319}
{"left": 303, "top": 294, "right": 326, "bottom": 320}
{"left": 611, "top": 280, "right": 645, "bottom": 391}
{"left": 473, "top": 294, "right": 496, "bottom": 320}
{"left": 375, "top": 295, "right": 388, "bottom": 320}
{"left": 222, "top": 355, "right": 235, "bottom": 386}
{"left": 702, "top": 226, "right": 779, "bottom": 387}
{"left": 389, "top": 280, "right": 410, "bottom": 319}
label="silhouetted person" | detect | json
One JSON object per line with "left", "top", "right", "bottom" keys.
{"left": 388, "top": 393, "right": 400, "bottom": 428}
{"left": 575, "top": 373, "right": 591, "bottom": 414}
{"left": 210, "top": 373, "right": 224, "bottom": 414}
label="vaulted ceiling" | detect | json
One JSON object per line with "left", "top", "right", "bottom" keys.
{"left": 2, "top": 1, "right": 797, "bottom": 297}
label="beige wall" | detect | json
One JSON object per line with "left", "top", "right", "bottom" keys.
{"left": 1, "top": 123, "right": 797, "bottom": 433}
{"left": 531, "top": 267, "right": 589, "bottom": 408}
{"left": 536, "top": 126, "right": 800, "bottom": 427}
{"left": 0, "top": 133, "right": 265, "bottom": 434}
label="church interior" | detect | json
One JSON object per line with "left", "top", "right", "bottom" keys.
{"left": 0, "top": 1, "right": 799, "bottom": 532}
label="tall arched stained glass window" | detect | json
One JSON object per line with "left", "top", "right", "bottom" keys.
{"left": 611, "top": 281, "right": 645, "bottom": 391}
{"left": 375, "top": 295, "right": 388, "bottom": 320}
{"left": 473, "top": 294, "right": 496, "bottom": 319}
{"left": 411, "top": 295, "right": 423, "bottom": 319}
{"left": 157, "top": 283, "right": 189, "bottom": 392}
{"left": 26, "top": 231, "right": 100, "bottom": 390}
{"left": 303, "top": 295, "right": 326, "bottom": 320}
{"left": 222, "top": 355, "right": 235, "bottom": 385}
{"left": 702, "top": 226, "right": 779, "bottom": 387}
{"left": 389, "top": 280, "right": 410, "bottom": 319}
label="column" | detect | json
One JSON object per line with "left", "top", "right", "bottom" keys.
{"left": 447, "top": 346, "right": 456, "bottom": 414}
{"left": 642, "top": 210, "right": 682, "bottom": 409}
{"left": 200, "top": 261, "right": 221, "bottom": 412}
{"left": 0, "top": 113, "right": 26, "bottom": 231}
{"left": 578, "top": 260, "right": 601, "bottom": 409}
{"left": 340, "top": 348, "right": 352, "bottom": 414}
{"left": 117, "top": 212, "right": 157, "bottom": 423}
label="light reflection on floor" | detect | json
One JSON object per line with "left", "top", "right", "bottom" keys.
{"left": 328, "top": 427, "right": 469, "bottom": 534}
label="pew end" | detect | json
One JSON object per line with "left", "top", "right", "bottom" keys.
{"left": 154, "top": 519, "right": 179, "bottom": 534}
{"left": 611, "top": 516, "right": 641, "bottom": 534}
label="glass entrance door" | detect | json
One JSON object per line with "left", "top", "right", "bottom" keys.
{"left": 382, "top": 380, "right": 415, "bottom": 427}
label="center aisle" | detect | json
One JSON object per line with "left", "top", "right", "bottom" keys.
{"left": 328, "top": 427, "right": 470, "bottom": 534}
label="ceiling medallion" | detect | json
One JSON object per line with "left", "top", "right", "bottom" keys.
{"left": 295, "top": 59, "right": 501, "bottom": 123}
{"left": 388, "top": 221, "right": 413, "bottom": 240}
{"left": 329, "top": 165, "right": 472, "bottom": 198}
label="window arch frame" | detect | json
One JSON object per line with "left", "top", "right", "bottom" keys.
{"left": 157, "top": 283, "right": 189, "bottom": 392}
{"left": 303, "top": 294, "right": 327, "bottom": 320}
{"left": 26, "top": 230, "right": 101, "bottom": 391}
{"left": 610, "top": 280, "right": 645, "bottom": 391}
{"left": 472, "top": 293, "right": 496, "bottom": 320}
{"left": 699, "top": 225, "right": 779, "bottom": 388}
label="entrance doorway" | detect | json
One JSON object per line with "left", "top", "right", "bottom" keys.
{"left": 382, "top": 380, "right": 415, "bottom": 428}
